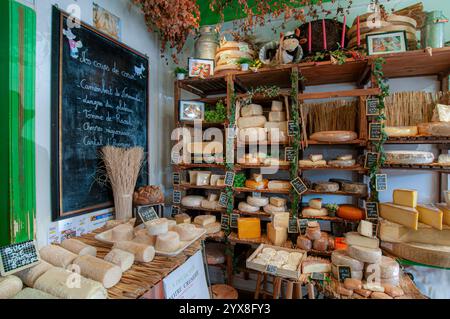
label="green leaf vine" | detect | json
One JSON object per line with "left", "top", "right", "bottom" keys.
{"left": 290, "top": 69, "right": 301, "bottom": 218}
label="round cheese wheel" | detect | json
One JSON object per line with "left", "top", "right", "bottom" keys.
{"left": 302, "top": 207, "right": 328, "bottom": 217}
{"left": 328, "top": 159, "right": 356, "bottom": 167}
{"left": 348, "top": 245, "right": 382, "bottom": 264}
{"left": 365, "top": 256, "right": 400, "bottom": 279}
{"left": 385, "top": 151, "right": 435, "bottom": 165}
{"left": 204, "top": 222, "right": 221, "bottom": 234}
{"left": 173, "top": 223, "right": 198, "bottom": 241}
{"left": 296, "top": 236, "right": 312, "bottom": 250}
{"left": 212, "top": 284, "right": 238, "bottom": 299}
{"left": 104, "top": 249, "right": 135, "bottom": 272}
{"left": 246, "top": 196, "right": 269, "bottom": 207}
{"left": 309, "top": 198, "right": 322, "bottom": 209}
{"left": 310, "top": 131, "right": 357, "bottom": 142}
{"left": 418, "top": 122, "right": 450, "bottom": 137}
{"left": 385, "top": 126, "right": 418, "bottom": 137}
{"left": 132, "top": 229, "right": 157, "bottom": 246}
{"left": 206, "top": 244, "right": 226, "bottom": 265}
{"left": 263, "top": 204, "right": 287, "bottom": 214}
{"left": 181, "top": 195, "right": 204, "bottom": 208}
{"left": 238, "top": 128, "right": 267, "bottom": 143}
{"left": 267, "top": 180, "right": 291, "bottom": 191}
{"left": 238, "top": 202, "right": 260, "bottom": 213}
{"left": 241, "top": 104, "right": 263, "bottom": 117}
{"left": 314, "top": 182, "right": 339, "bottom": 192}
{"left": 245, "top": 179, "right": 268, "bottom": 190}
{"left": 237, "top": 116, "right": 267, "bottom": 129}
{"left": 306, "top": 226, "right": 321, "bottom": 241}
{"left": 194, "top": 215, "right": 216, "bottom": 226}
{"left": 331, "top": 250, "right": 364, "bottom": 271}
{"left": 337, "top": 205, "right": 364, "bottom": 221}
{"left": 155, "top": 231, "right": 181, "bottom": 253}
{"left": 146, "top": 218, "right": 169, "bottom": 236}
{"left": 313, "top": 237, "right": 328, "bottom": 251}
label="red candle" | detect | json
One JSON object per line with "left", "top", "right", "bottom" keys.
{"left": 322, "top": 19, "right": 327, "bottom": 51}
{"left": 357, "top": 16, "right": 361, "bottom": 47}
{"left": 341, "top": 16, "right": 346, "bottom": 48}
{"left": 308, "top": 22, "right": 312, "bottom": 53}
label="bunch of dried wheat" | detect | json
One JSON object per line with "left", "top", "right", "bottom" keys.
{"left": 101, "top": 146, "right": 144, "bottom": 220}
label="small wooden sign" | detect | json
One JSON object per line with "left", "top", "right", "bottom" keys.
{"left": 298, "top": 219, "right": 308, "bottom": 235}
{"left": 137, "top": 206, "right": 159, "bottom": 223}
{"left": 288, "top": 120, "right": 298, "bottom": 136}
{"left": 265, "top": 264, "right": 278, "bottom": 275}
{"left": 230, "top": 213, "right": 240, "bottom": 228}
{"left": 369, "top": 122, "right": 383, "bottom": 141}
{"left": 285, "top": 147, "right": 297, "bottom": 162}
{"left": 173, "top": 172, "right": 181, "bottom": 185}
{"left": 0, "top": 241, "right": 40, "bottom": 276}
{"left": 221, "top": 214, "right": 230, "bottom": 230}
{"left": 219, "top": 192, "right": 229, "bottom": 208}
{"left": 375, "top": 174, "right": 388, "bottom": 192}
{"left": 224, "top": 172, "right": 235, "bottom": 187}
{"left": 365, "top": 202, "right": 379, "bottom": 220}
{"left": 311, "top": 272, "right": 325, "bottom": 281}
{"left": 171, "top": 206, "right": 180, "bottom": 218}
{"left": 337, "top": 266, "right": 352, "bottom": 282}
{"left": 288, "top": 218, "right": 299, "bottom": 234}
{"left": 291, "top": 177, "right": 308, "bottom": 195}
{"left": 366, "top": 98, "right": 380, "bottom": 116}
{"left": 364, "top": 152, "right": 380, "bottom": 169}
{"left": 173, "top": 191, "right": 182, "bottom": 204}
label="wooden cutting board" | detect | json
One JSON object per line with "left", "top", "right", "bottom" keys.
{"left": 381, "top": 241, "right": 450, "bottom": 268}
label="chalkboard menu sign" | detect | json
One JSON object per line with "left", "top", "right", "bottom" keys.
{"left": 230, "top": 213, "right": 240, "bottom": 228}
{"left": 173, "top": 191, "right": 182, "bottom": 204}
{"left": 171, "top": 206, "right": 180, "bottom": 218}
{"left": 365, "top": 202, "right": 379, "bottom": 220}
{"left": 337, "top": 266, "right": 352, "bottom": 282}
{"left": 221, "top": 214, "right": 230, "bottom": 230}
{"left": 219, "top": 192, "right": 229, "bottom": 207}
{"left": 137, "top": 206, "right": 159, "bottom": 223}
{"left": 285, "top": 147, "right": 297, "bottom": 162}
{"left": 224, "top": 172, "right": 235, "bottom": 187}
{"left": 298, "top": 219, "right": 308, "bottom": 235}
{"left": 288, "top": 120, "right": 298, "bottom": 136}
{"left": 366, "top": 98, "right": 380, "bottom": 116}
{"left": 365, "top": 152, "right": 379, "bottom": 169}
{"left": 0, "top": 241, "right": 40, "bottom": 276}
{"left": 51, "top": 8, "right": 149, "bottom": 220}
{"left": 173, "top": 173, "right": 181, "bottom": 185}
{"left": 291, "top": 177, "right": 308, "bottom": 195}
{"left": 369, "top": 123, "right": 383, "bottom": 140}
{"left": 375, "top": 174, "right": 388, "bottom": 192}
{"left": 288, "top": 218, "right": 299, "bottom": 234}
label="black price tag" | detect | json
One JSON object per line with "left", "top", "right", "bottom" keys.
{"left": 221, "top": 214, "right": 230, "bottom": 230}
{"left": 369, "top": 123, "right": 383, "bottom": 141}
{"left": 285, "top": 147, "right": 297, "bottom": 162}
{"left": 375, "top": 174, "right": 387, "bottom": 192}
{"left": 288, "top": 120, "right": 298, "bottom": 136}
{"left": 365, "top": 152, "right": 380, "bottom": 169}
{"left": 366, "top": 98, "right": 380, "bottom": 116}
{"left": 265, "top": 264, "right": 278, "bottom": 275}
{"left": 219, "top": 192, "right": 229, "bottom": 207}
{"left": 173, "top": 172, "right": 181, "bottom": 185}
{"left": 288, "top": 218, "right": 299, "bottom": 234}
{"left": 365, "top": 202, "right": 379, "bottom": 220}
{"left": 291, "top": 177, "right": 308, "bottom": 195}
{"left": 338, "top": 266, "right": 352, "bottom": 282}
{"left": 0, "top": 241, "right": 40, "bottom": 276}
{"left": 171, "top": 206, "right": 180, "bottom": 218}
{"left": 230, "top": 213, "right": 240, "bottom": 228}
{"left": 298, "top": 219, "right": 308, "bottom": 235}
{"left": 173, "top": 191, "right": 182, "bottom": 204}
{"left": 137, "top": 206, "right": 159, "bottom": 223}
{"left": 311, "top": 272, "right": 325, "bottom": 281}
{"left": 224, "top": 172, "right": 235, "bottom": 187}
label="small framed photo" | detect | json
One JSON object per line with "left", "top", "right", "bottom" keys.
{"left": 188, "top": 58, "right": 214, "bottom": 78}
{"left": 179, "top": 100, "right": 205, "bottom": 121}
{"left": 366, "top": 31, "right": 408, "bottom": 56}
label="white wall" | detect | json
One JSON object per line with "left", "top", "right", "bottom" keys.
{"left": 34, "top": 0, "right": 164, "bottom": 247}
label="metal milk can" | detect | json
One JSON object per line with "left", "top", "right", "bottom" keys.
{"left": 194, "top": 26, "right": 219, "bottom": 60}
{"left": 421, "top": 11, "right": 448, "bottom": 48}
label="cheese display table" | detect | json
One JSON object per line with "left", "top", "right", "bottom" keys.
{"left": 77, "top": 229, "right": 204, "bottom": 299}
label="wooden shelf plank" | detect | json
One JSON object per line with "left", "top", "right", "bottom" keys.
{"left": 298, "top": 88, "right": 380, "bottom": 100}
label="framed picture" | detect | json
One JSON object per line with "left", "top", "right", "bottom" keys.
{"left": 188, "top": 58, "right": 214, "bottom": 78}
{"left": 366, "top": 31, "right": 408, "bottom": 56}
{"left": 93, "top": 3, "right": 121, "bottom": 40}
{"left": 179, "top": 100, "right": 205, "bottom": 121}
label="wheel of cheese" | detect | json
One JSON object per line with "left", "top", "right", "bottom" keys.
{"left": 238, "top": 128, "right": 267, "bottom": 143}
{"left": 241, "top": 104, "right": 263, "bottom": 117}
{"left": 341, "top": 182, "right": 368, "bottom": 195}
{"left": 39, "top": 245, "right": 78, "bottom": 268}
{"left": 309, "top": 198, "right": 322, "bottom": 209}
{"left": 156, "top": 231, "right": 181, "bottom": 253}
{"left": 61, "top": 239, "right": 97, "bottom": 257}
{"left": 270, "top": 197, "right": 287, "bottom": 207}
{"left": 267, "top": 180, "right": 291, "bottom": 191}
{"left": 328, "top": 159, "right": 356, "bottom": 167}
{"left": 348, "top": 245, "right": 382, "bottom": 264}
{"left": 337, "top": 205, "right": 364, "bottom": 221}
{"left": 296, "top": 235, "right": 312, "bottom": 250}
{"left": 175, "top": 213, "right": 191, "bottom": 224}
{"left": 385, "top": 126, "right": 418, "bottom": 137}
{"left": 204, "top": 222, "right": 221, "bottom": 234}
{"left": 314, "top": 182, "right": 339, "bottom": 192}
{"left": 299, "top": 160, "right": 327, "bottom": 167}
{"left": 245, "top": 179, "right": 268, "bottom": 190}
{"left": 206, "top": 244, "right": 226, "bottom": 265}
{"left": 331, "top": 264, "right": 363, "bottom": 280}
{"left": 263, "top": 203, "right": 287, "bottom": 214}
{"left": 73, "top": 255, "right": 123, "bottom": 289}
{"left": 15, "top": 260, "right": 53, "bottom": 288}
{"left": 385, "top": 151, "right": 434, "bottom": 164}
{"left": 181, "top": 195, "right": 204, "bottom": 208}
{"left": 238, "top": 201, "right": 260, "bottom": 213}
{"left": 265, "top": 121, "right": 288, "bottom": 131}
{"left": 364, "top": 256, "right": 400, "bottom": 279}
{"left": 112, "top": 224, "right": 134, "bottom": 241}
{"left": 302, "top": 207, "right": 328, "bottom": 217}
{"left": 174, "top": 223, "right": 198, "bottom": 241}
{"left": 133, "top": 231, "right": 157, "bottom": 246}
{"left": 272, "top": 101, "right": 283, "bottom": 111}
{"left": 146, "top": 218, "right": 169, "bottom": 236}
{"left": 104, "top": 249, "right": 135, "bottom": 272}
{"left": 237, "top": 115, "right": 267, "bottom": 129}
{"left": 310, "top": 131, "right": 357, "bottom": 142}
{"left": 212, "top": 284, "right": 238, "bottom": 299}
{"left": 194, "top": 215, "right": 216, "bottom": 226}
{"left": 306, "top": 226, "right": 321, "bottom": 241}
{"left": 313, "top": 237, "right": 328, "bottom": 251}
{"left": 269, "top": 111, "right": 286, "bottom": 122}
{"left": 268, "top": 129, "right": 288, "bottom": 143}
{"left": 247, "top": 196, "right": 269, "bottom": 207}
{"left": 0, "top": 276, "right": 23, "bottom": 299}
{"left": 201, "top": 199, "right": 220, "bottom": 210}
{"left": 331, "top": 250, "right": 364, "bottom": 271}
{"left": 113, "top": 241, "right": 155, "bottom": 263}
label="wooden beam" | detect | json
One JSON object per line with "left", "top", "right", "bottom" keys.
{"left": 298, "top": 88, "right": 380, "bottom": 100}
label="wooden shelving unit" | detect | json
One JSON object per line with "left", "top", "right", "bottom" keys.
{"left": 172, "top": 47, "right": 450, "bottom": 286}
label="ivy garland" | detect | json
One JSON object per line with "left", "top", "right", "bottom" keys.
{"left": 290, "top": 69, "right": 301, "bottom": 219}
{"left": 369, "top": 57, "right": 389, "bottom": 202}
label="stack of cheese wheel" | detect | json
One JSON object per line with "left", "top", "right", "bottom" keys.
{"left": 201, "top": 193, "right": 220, "bottom": 211}
{"left": 266, "top": 101, "right": 289, "bottom": 143}
{"left": 237, "top": 152, "right": 268, "bottom": 165}
{"left": 296, "top": 220, "right": 335, "bottom": 253}
{"left": 299, "top": 154, "right": 327, "bottom": 168}
{"left": 237, "top": 104, "right": 267, "bottom": 143}
{"left": 244, "top": 173, "right": 269, "bottom": 190}
{"left": 330, "top": 218, "right": 404, "bottom": 299}
{"left": 194, "top": 215, "right": 221, "bottom": 235}
{"left": 215, "top": 40, "right": 255, "bottom": 74}
{"left": 347, "top": 13, "right": 417, "bottom": 49}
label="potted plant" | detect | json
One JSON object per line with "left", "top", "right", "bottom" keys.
{"left": 250, "top": 59, "right": 263, "bottom": 72}
{"left": 175, "top": 67, "right": 188, "bottom": 80}
{"left": 236, "top": 57, "right": 253, "bottom": 71}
